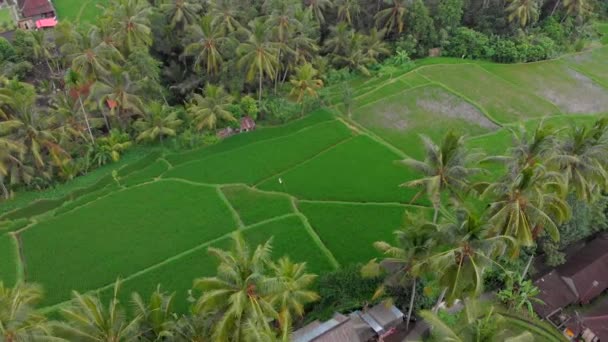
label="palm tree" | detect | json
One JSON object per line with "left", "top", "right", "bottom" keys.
{"left": 91, "top": 69, "right": 145, "bottom": 128}
{"left": 375, "top": 0, "right": 408, "bottom": 35}
{"left": 65, "top": 69, "right": 96, "bottom": 143}
{"left": 421, "top": 209, "right": 515, "bottom": 308}
{"left": 288, "top": 63, "right": 323, "bottom": 115}
{"left": 401, "top": 132, "right": 485, "bottom": 223}
{"left": 26, "top": 30, "right": 57, "bottom": 76}
{"left": 131, "top": 286, "right": 177, "bottom": 340}
{"left": 160, "top": 0, "right": 202, "bottom": 30}
{"left": 563, "top": 0, "right": 588, "bottom": 21}
{"left": 325, "top": 22, "right": 354, "bottom": 55}
{"left": 187, "top": 84, "right": 235, "bottom": 131}
{"left": 336, "top": 0, "right": 361, "bottom": 24}
{"left": 65, "top": 28, "right": 124, "bottom": 81}
{"left": 506, "top": 0, "right": 539, "bottom": 27}
{"left": 0, "top": 282, "right": 56, "bottom": 341}
{"left": 306, "top": 0, "right": 332, "bottom": 25}
{"left": 551, "top": 120, "right": 608, "bottom": 203}
{"left": 57, "top": 280, "right": 141, "bottom": 341}
{"left": 0, "top": 121, "right": 25, "bottom": 199}
{"left": 504, "top": 120, "right": 558, "bottom": 174}
{"left": 182, "top": 15, "right": 229, "bottom": 75}
{"left": 364, "top": 28, "right": 390, "bottom": 60}
{"left": 483, "top": 165, "right": 570, "bottom": 248}
{"left": 420, "top": 298, "right": 535, "bottom": 341}
{"left": 90, "top": 129, "right": 132, "bottom": 166}
{"left": 237, "top": 19, "right": 279, "bottom": 102}
{"left": 134, "top": 102, "right": 183, "bottom": 144}
{"left": 361, "top": 214, "right": 439, "bottom": 330}
{"left": 192, "top": 232, "right": 278, "bottom": 341}
{"left": 110, "top": 0, "right": 153, "bottom": 54}
{"left": 208, "top": 0, "right": 243, "bottom": 34}
{"left": 266, "top": 0, "right": 302, "bottom": 91}
{"left": 268, "top": 257, "right": 319, "bottom": 334}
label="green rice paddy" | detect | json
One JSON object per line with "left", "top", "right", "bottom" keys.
{"left": 1, "top": 43, "right": 608, "bottom": 313}
{"left": 54, "top": 0, "right": 109, "bottom": 24}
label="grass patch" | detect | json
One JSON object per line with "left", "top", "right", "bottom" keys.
{"left": 0, "top": 8, "right": 15, "bottom": 32}
{"left": 243, "top": 215, "right": 335, "bottom": 273}
{"left": 221, "top": 185, "right": 293, "bottom": 225}
{"left": 482, "top": 60, "right": 608, "bottom": 114}
{"left": 164, "top": 120, "right": 352, "bottom": 185}
{"left": 298, "top": 201, "right": 430, "bottom": 265}
{"left": 419, "top": 64, "right": 560, "bottom": 122}
{"left": 258, "top": 135, "right": 417, "bottom": 203}
{"left": 563, "top": 46, "right": 608, "bottom": 89}
{"left": 0, "top": 234, "right": 17, "bottom": 286}
{"left": 165, "top": 109, "right": 335, "bottom": 166}
{"left": 54, "top": 0, "right": 108, "bottom": 23}
{"left": 22, "top": 180, "right": 237, "bottom": 306}
{"left": 122, "top": 160, "right": 169, "bottom": 187}
{"left": 352, "top": 84, "right": 497, "bottom": 159}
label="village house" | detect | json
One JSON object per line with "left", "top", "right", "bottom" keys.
{"left": 17, "top": 0, "right": 55, "bottom": 30}
{"left": 533, "top": 234, "right": 608, "bottom": 341}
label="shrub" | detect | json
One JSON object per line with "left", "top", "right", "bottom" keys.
{"left": 306, "top": 265, "right": 384, "bottom": 321}
{"left": 239, "top": 95, "right": 259, "bottom": 120}
{"left": 445, "top": 27, "right": 493, "bottom": 59}
{"left": 0, "top": 37, "right": 16, "bottom": 63}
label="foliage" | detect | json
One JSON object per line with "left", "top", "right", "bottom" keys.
{"left": 497, "top": 275, "right": 543, "bottom": 316}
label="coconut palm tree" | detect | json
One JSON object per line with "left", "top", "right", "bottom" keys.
{"left": 26, "top": 30, "right": 57, "bottom": 76}
{"left": 0, "top": 282, "right": 56, "bottom": 341}
{"left": 506, "top": 0, "right": 540, "bottom": 27}
{"left": 504, "top": 120, "right": 559, "bottom": 174}
{"left": 160, "top": 0, "right": 202, "bottom": 30}
{"left": 268, "top": 257, "right": 319, "bottom": 334}
{"left": 420, "top": 298, "right": 536, "bottom": 341}
{"left": 134, "top": 102, "right": 183, "bottom": 144}
{"left": 421, "top": 209, "right": 516, "bottom": 307}
{"left": 324, "top": 22, "right": 354, "bottom": 54}
{"left": 91, "top": 69, "right": 145, "bottom": 128}
{"left": 483, "top": 164, "right": 570, "bottom": 248}
{"left": 306, "top": 0, "right": 332, "bottom": 25}
{"left": 237, "top": 19, "right": 279, "bottom": 102}
{"left": 182, "top": 15, "right": 229, "bottom": 75}
{"left": 266, "top": 0, "right": 301, "bottom": 91}
{"left": 65, "top": 28, "right": 124, "bottom": 81}
{"left": 563, "top": 0, "right": 588, "bottom": 21}
{"left": 361, "top": 213, "right": 439, "bottom": 330}
{"left": 90, "top": 129, "right": 132, "bottom": 166}
{"left": 208, "top": 0, "right": 243, "bottom": 34}
{"left": 192, "top": 232, "right": 279, "bottom": 341}
{"left": 65, "top": 69, "right": 96, "bottom": 143}
{"left": 110, "top": 0, "right": 153, "bottom": 54}
{"left": 364, "top": 28, "right": 390, "bottom": 60}
{"left": 375, "top": 0, "right": 408, "bottom": 35}
{"left": 131, "top": 286, "right": 177, "bottom": 340}
{"left": 332, "top": 33, "right": 376, "bottom": 75}
{"left": 401, "top": 132, "right": 485, "bottom": 223}
{"left": 288, "top": 63, "right": 323, "bottom": 115}
{"left": 57, "top": 280, "right": 141, "bottom": 341}
{"left": 336, "top": 0, "right": 361, "bottom": 24}
{"left": 187, "top": 84, "right": 235, "bottom": 131}
{"left": 552, "top": 122, "right": 608, "bottom": 203}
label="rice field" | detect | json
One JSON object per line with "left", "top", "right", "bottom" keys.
{"left": 1, "top": 43, "right": 608, "bottom": 313}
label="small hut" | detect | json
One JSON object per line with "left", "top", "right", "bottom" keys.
{"left": 239, "top": 116, "right": 256, "bottom": 132}
{"left": 217, "top": 127, "right": 235, "bottom": 139}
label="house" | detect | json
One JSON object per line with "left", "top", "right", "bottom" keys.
{"left": 291, "top": 302, "right": 404, "bottom": 342}
{"left": 239, "top": 116, "right": 256, "bottom": 132}
{"left": 17, "top": 0, "right": 54, "bottom": 20}
{"left": 532, "top": 235, "right": 608, "bottom": 341}
{"left": 16, "top": 0, "right": 54, "bottom": 30}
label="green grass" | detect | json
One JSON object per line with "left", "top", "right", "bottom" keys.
{"left": 563, "top": 46, "right": 608, "bottom": 89}
{"left": 221, "top": 185, "right": 293, "bottom": 225}
{"left": 352, "top": 84, "right": 497, "bottom": 158}
{"left": 298, "top": 201, "right": 430, "bottom": 265}
{"left": 0, "top": 8, "right": 14, "bottom": 31}
{"left": 22, "top": 180, "right": 237, "bottom": 306}
{"left": 242, "top": 215, "right": 336, "bottom": 273}
{"left": 164, "top": 120, "right": 353, "bottom": 185}
{"left": 258, "top": 135, "right": 418, "bottom": 203}
{"left": 122, "top": 160, "right": 170, "bottom": 187}
{"left": 0, "top": 234, "right": 17, "bottom": 286}
{"left": 54, "top": 0, "right": 109, "bottom": 24}
{"left": 482, "top": 60, "right": 608, "bottom": 114}
{"left": 419, "top": 64, "right": 560, "bottom": 123}
{"left": 165, "top": 109, "right": 336, "bottom": 166}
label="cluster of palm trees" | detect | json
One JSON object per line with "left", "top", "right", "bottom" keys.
{"left": 507, "top": 0, "right": 588, "bottom": 27}
{"left": 0, "top": 232, "right": 319, "bottom": 341}
{"left": 365, "top": 118, "right": 608, "bottom": 329}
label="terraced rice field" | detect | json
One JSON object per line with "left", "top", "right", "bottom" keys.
{"left": 1, "top": 43, "right": 608, "bottom": 313}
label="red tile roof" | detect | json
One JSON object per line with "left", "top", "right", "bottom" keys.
{"left": 18, "top": 0, "right": 54, "bottom": 18}
{"left": 533, "top": 270, "right": 578, "bottom": 318}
